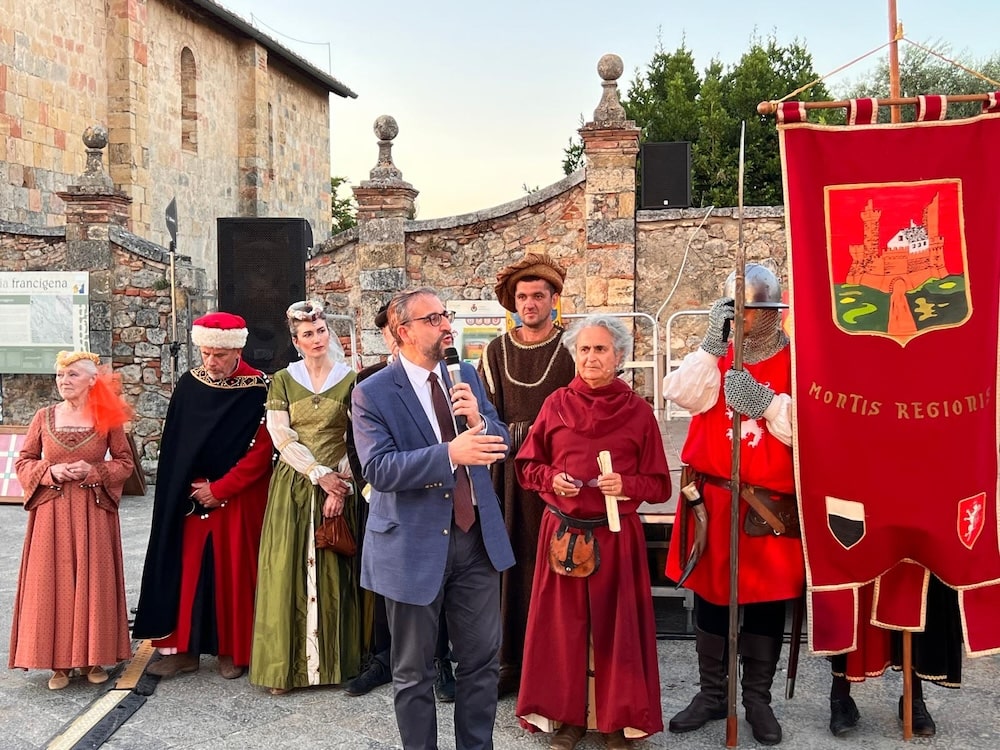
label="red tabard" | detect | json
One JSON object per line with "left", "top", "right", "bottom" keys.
{"left": 665, "top": 346, "right": 805, "bottom": 605}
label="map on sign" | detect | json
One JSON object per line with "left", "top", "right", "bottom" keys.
{"left": 0, "top": 272, "right": 90, "bottom": 374}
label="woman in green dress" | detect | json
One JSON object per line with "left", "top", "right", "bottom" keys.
{"left": 250, "top": 299, "right": 361, "bottom": 694}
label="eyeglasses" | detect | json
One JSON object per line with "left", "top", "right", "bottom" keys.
{"left": 563, "top": 457, "right": 599, "bottom": 489}
{"left": 404, "top": 310, "right": 456, "bottom": 327}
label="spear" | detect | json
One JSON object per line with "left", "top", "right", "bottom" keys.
{"left": 725, "top": 120, "right": 748, "bottom": 748}
{"left": 164, "top": 198, "right": 180, "bottom": 389}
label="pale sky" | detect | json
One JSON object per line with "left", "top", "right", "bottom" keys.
{"left": 218, "top": 0, "right": 1000, "bottom": 223}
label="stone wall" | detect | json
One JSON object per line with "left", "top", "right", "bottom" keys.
{"left": 0, "top": 0, "right": 108, "bottom": 226}
{"left": 637, "top": 206, "right": 788, "bottom": 362}
{"left": 4, "top": 0, "right": 339, "bottom": 284}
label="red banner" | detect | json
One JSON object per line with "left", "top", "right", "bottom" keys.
{"left": 781, "top": 114, "right": 1000, "bottom": 656}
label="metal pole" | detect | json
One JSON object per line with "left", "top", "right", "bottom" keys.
{"left": 725, "top": 121, "right": 748, "bottom": 748}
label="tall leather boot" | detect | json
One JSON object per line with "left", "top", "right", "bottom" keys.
{"left": 740, "top": 632, "right": 783, "bottom": 745}
{"left": 668, "top": 628, "right": 728, "bottom": 733}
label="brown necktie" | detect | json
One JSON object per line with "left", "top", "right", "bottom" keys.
{"left": 428, "top": 372, "right": 475, "bottom": 532}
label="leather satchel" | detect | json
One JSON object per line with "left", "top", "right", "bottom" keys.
{"left": 315, "top": 515, "right": 357, "bottom": 556}
{"left": 742, "top": 487, "right": 800, "bottom": 538}
{"left": 548, "top": 523, "right": 600, "bottom": 577}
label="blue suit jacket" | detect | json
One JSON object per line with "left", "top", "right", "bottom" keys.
{"left": 351, "top": 357, "right": 515, "bottom": 606}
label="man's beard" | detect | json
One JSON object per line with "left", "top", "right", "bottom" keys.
{"left": 419, "top": 334, "right": 449, "bottom": 363}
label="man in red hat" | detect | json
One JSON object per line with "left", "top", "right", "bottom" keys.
{"left": 478, "top": 252, "right": 576, "bottom": 696}
{"left": 133, "top": 312, "right": 273, "bottom": 680}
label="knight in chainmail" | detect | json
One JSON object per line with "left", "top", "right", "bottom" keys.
{"left": 477, "top": 252, "right": 576, "bottom": 696}
{"left": 662, "top": 263, "right": 802, "bottom": 746}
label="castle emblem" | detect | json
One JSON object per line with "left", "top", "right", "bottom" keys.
{"left": 826, "top": 179, "right": 970, "bottom": 346}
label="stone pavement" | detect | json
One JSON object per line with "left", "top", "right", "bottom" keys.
{"left": 1, "top": 416, "right": 998, "bottom": 749}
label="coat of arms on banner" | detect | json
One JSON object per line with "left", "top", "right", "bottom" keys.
{"left": 825, "top": 178, "right": 970, "bottom": 346}
{"left": 958, "top": 492, "right": 986, "bottom": 550}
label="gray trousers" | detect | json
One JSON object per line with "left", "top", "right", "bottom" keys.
{"left": 385, "top": 520, "right": 500, "bottom": 750}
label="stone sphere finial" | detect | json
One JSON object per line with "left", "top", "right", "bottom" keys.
{"left": 597, "top": 54, "right": 624, "bottom": 82}
{"left": 82, "top": 124, "right": 109, "bottom": 150}
{"left": 374, "top": 115, "right": 399, "bottom": 141}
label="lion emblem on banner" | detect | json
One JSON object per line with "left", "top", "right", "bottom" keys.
{"left": 825, "top": 178, "right": 971, "bottom": 346}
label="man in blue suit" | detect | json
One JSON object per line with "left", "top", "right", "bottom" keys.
{"left": 352, "top": 288, "right": 515, "bottom": 750}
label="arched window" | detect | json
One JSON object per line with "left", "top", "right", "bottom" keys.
{"left": 180, "top": 47, "right": 198, "bottom": 153}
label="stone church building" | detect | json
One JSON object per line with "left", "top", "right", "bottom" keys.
{"left": 2, "top": 0, "right": 356, "bottom": 276}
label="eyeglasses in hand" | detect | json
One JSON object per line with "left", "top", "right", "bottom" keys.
{"left": 563, "top": 457, "right": 599, "bottom": 489}
{"left": 405, "top": 310, "right": 456, "bottom": 327}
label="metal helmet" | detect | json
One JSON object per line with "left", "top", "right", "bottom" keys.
{"left": 724, "top": 263, "right": 787, "bottom": 309}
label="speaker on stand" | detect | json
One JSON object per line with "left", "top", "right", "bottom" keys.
{"left": 217, "top": 217, "right": 311, "bottom": 374}
{"left": 640, "top": 142, "right": 692, "bottom": 209}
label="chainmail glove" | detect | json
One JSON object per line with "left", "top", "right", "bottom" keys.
{"left": 724, "top": 369, "right": 775, "bottom": 419}
{"left": 700, "top": 297, "right": 735, "bottom": 357}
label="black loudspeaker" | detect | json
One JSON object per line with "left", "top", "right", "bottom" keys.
{"left": 640, "top": 142, "right": 692, "bottom": 209}
{"left": 217, "top": 217, "right": 311, "bottom": 374}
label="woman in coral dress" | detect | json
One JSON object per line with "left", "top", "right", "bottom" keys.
{"left": 9, "top": 351, "right": 134, "bottom": 690}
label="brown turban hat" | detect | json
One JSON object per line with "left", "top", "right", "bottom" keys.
{"left": 494, "top": 253, "right": 567, "bottom": 312}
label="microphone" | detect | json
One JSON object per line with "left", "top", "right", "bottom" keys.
{"left": 443, "top": 347, "right": 468, "bottom": 432}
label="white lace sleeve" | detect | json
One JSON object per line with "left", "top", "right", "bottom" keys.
{"left": 761, "top": 392, "right": 793, "bottom": 447}
{"left": 266, "top": 408, "right": 332, "bottom": 484}
{"left": 662, "top": 349, "right": 722, "bottom": 415}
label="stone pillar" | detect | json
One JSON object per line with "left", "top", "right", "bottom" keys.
{"left": 578, "top": 54, "right": 640, "bottom": 313}
{"left": 352, "top": 116, "right": 418, "bottom": 361}
{"left": 106, "top": 0, "right": 151, "bottom": 234}
{"left": 237, "top": 40, "right": 271, "bottom": 216}
{"left": 57, "top": 126, "right": 133, "bottom": 359}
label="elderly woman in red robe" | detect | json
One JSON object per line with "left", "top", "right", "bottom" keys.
{"left": 10, "top": 351, "right": 133, "bottom": 690}
{"left": 515, "top": 315, "right": 671, "bottom": 750}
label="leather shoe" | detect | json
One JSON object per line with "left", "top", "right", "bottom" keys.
{"left": 434, "top": 658, "right": 456, "bottom": 703}
{"left": 84, "top": 665, "right": 108, "bottom": 684}
{"left": 344, "top": 658, "right": 391, "bottom": 696}
{"left": 549, "top": 724, "right": 586, "bottom": 750}
{"left": 830, "top": 695, "right": 860, "bottom": 736}
{"left": 898, "top": 696, "right": 936, "bottom": 737}
{"left": 602, "top": 729, "right": 630, "bottom": 749}
{"left": 146, "top": 653, "right": 199, "bottom": 678}
{"left": 218, "top": 655, "right": 245, "bottom": 680}
{"left": 48, "top": 670, "right": 70, "bottom": 690}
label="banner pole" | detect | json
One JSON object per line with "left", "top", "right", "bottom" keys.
{"left": 725, "top": 121, "right": 748, "bottom": 748}
{"left": 888, "top": 0, "right": 902, "bottom": 123}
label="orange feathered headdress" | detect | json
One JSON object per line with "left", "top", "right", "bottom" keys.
{"left": 56, "top": 351, "right": 133, "bottom": 433}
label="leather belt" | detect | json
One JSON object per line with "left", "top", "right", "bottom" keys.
{"left": 547, "top": 505, "right": 609, "bottom": 530}
{"left": 696, "top": 473, "right": 791, "bottom": 536}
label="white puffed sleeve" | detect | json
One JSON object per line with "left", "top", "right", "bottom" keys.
{"left": 266, "top": 408, "right": 332, "bottom": 485}
{"left": 761, "top": 392, "right": 793, "bottom": 447}
{"left": 662, "top": 348, "right": 722, "bottom": 415}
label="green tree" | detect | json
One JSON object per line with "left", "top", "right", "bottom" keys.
{"left": 561, "top": 33, "right": 831, "bottom": 206}
{"left": 330, "top": 176, "right": 357, "bottom": 233}
{"left": 839, "top": 43, "right": 1000, "bottom": 121}
{"left": 692, "top": 60, "right": 737, "bottom": 206}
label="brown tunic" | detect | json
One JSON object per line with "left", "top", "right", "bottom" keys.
{"left": 478, "top": 327, "right": 575, "bottom": 687}
{"left": 9, "top": 406, "right": 133, "bottom": 671}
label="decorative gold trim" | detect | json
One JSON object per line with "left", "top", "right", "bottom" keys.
{"left": 190, "top": 367, "right": 268, "bottom": 389}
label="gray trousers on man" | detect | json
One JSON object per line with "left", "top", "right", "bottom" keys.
{"left": 385, "top": 520, "right": 500, "bottom": 750}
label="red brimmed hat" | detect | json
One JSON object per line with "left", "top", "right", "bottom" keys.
{"left": 191, "top": 311, "right": 249, "bottom": 349}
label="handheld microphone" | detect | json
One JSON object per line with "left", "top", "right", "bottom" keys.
{"left": 443, "top": 347, "right": 468, "bottom": 432}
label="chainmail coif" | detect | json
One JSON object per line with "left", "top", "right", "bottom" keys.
{"left": 742, "top": 309, "right": 788, "bottom": 364}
